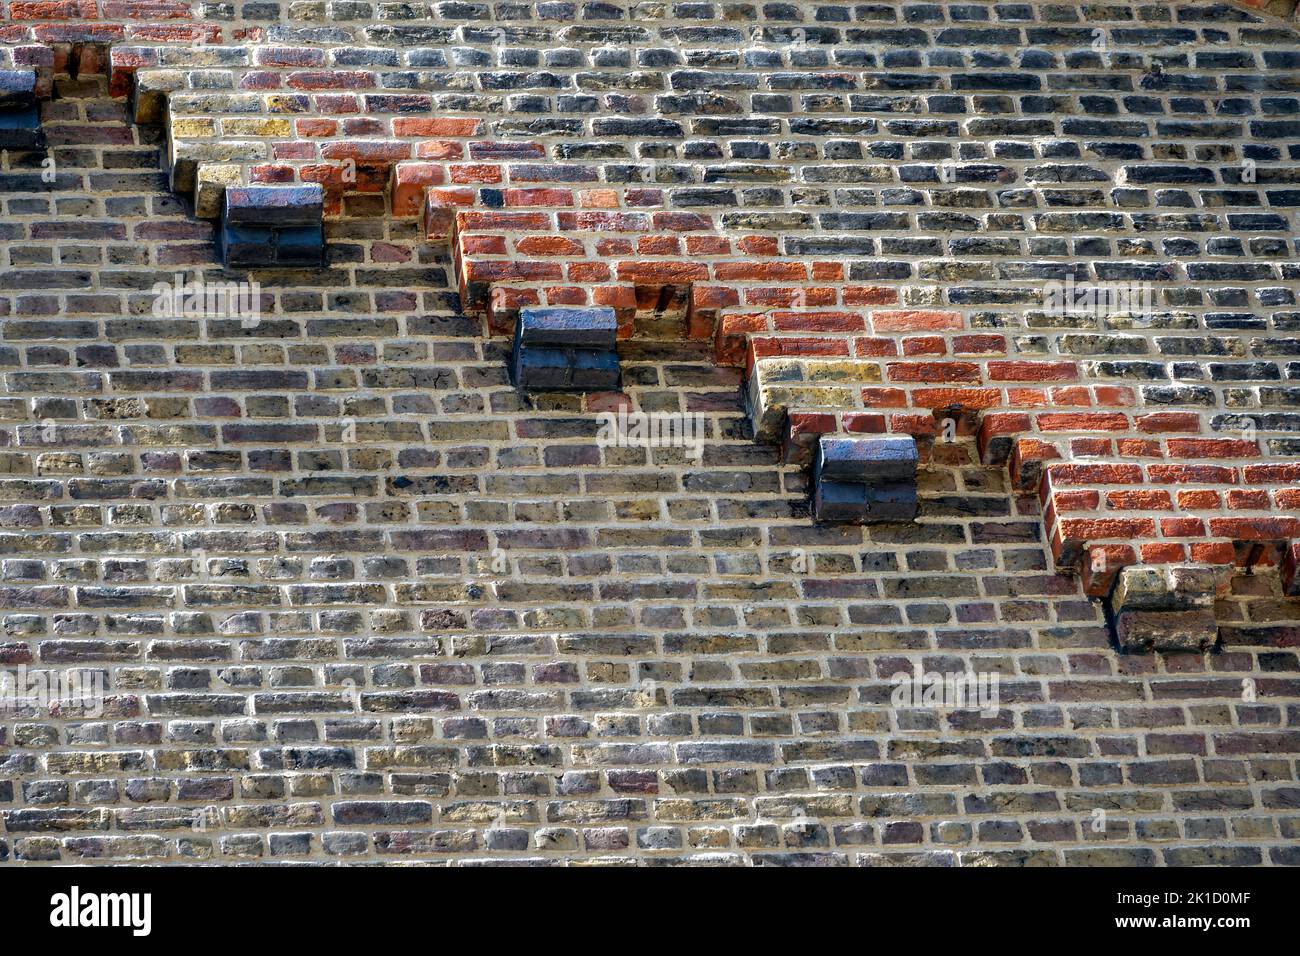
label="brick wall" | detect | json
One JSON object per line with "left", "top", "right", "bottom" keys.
{"left": 0, "top": 1, "right": 1299, "bottom": 865}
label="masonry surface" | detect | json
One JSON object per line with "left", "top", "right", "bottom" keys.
{"left": 1, "top": 0, "right": 1300, "bottom": 865}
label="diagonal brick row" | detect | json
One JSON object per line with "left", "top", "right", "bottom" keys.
{"left": 5, "top": 2, "right": 1300, "bottom": 620}
{"left": 412, "top": 173, "right": 1300, "bottom": 606}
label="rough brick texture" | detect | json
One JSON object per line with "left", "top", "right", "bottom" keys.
{"left": 1, "top": 1, "right": 1300, "bottom": 866}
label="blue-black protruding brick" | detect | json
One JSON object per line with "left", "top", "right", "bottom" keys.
{"left": 813, "top": 435, "right": 918, "bottom": 523}
{"left": 220, "top": 184, "right": 325, "bottom": 268}
{"left": 0, "top": 70, "right": 44, "bottom": 152}
{"left": 511, "top": 307, "right": 620, "bottom": 392}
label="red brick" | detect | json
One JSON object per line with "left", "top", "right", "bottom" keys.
{"left": 1006, "top": 388, "right": 1049, "bottom": 407}
{"left": 450, "top": 164, "right": 502, "bottom": 184}
{"left": 616, "top": 261, "right": 709, "bottom": 284}
{"left": 911, "top": 387, "right": 1001, "bottom": 410}
{"left": 1046, "top": 462, "right": 1145, "bottom": 485}
{"left": 295, "top": 118, "right": 337, "bottom": 137}
{"left": 952, "top": 334, "right": 1006, "bottom": 355}
{"left": 287, "top": 70, "right": 374, "bottom": 90}
{"left": 1207, "top": 517, "right": 1300, "bottom": 540}
{"left": 1136, "top": 412, "right": 1200, "bottom": 434}
{"left": 464, "top": 260, "right": 563, "bottom": 282}
{"left": 886, "top": 361, "right": 980, "bottom": 383}
{"left": 1009, "top": 437, "right": 1062, "bottom": 490}
{"left": 1227, "top": 489, "right": 1271, "bottom": 510}
{"left": 319, "top": 140, "right": 409, "bottom": 162}
{"left": 987, "top": 360, "right": 1079, "bottom": 382}
{"left": 593, "top": 239, "right": 634, "bottom": 257}
{"left": 395, "top": 118, "right": 483, "bottom": 137}
{"left": 1147, "top": 464, "right": 1237, "bottom": 484}
{"left": 1080, "top": 544, "right": 1136, "bottom": 596}
{"left": 567, "top": 262, "right": 611, "bottom": 283}
{"left": 842, "top": 413, "right": 887, "bottom": 433}
{"left": 977, "top": 412, "right": 1031, "bottom": 465}
{"left": 513, "top": 234, "right": 584, "bottom": 257}
{"left": 460, "top": 211, "right": 551, "bottom": 231}
{"left": 1058, "top": 517, "right": 1159, "bottom": 542}
{"left": 712, "top": 262, "right": 808, "bottom": 281}
{"left": 1092, "top": 386, "right": 1136, "bottom": 406}
{"left": 1050, "top": 387, "right": 1093, "bottom": 407}
{"left": 686, "top": 235, "right": 730, "bottom": 256}
{"left": 861, "top": 387, "right": 908, "bottom": 408}
{"left": 391, "top": 162, "right": 446, "bottom": 217}
{"left": 854, "top": 337, "right": 898, "bottom": 357}
{"left": 1056, "top": 490, "right": 1102, "bottom": 511}
{"left": 1177, "top": 490, "right": 1221, "bottom": 509}
{"left": 1167, "top": 438, "right": 1259, "bottom": 459}
{"left": 1117, "top": 438, "right": 1162, "bottom": 458}
{"left": 772, "top": 311, "right": 865, "bottom": 333}
{"left": 10, "top": 1, "right": 98, "bottom": 19}
{"left": 1161, "top": 517, "right": 1205, "bottom": 537}
{"left": 902, "top": 336, "right": 946, "bottom": 356}
{"left": 889, "top": 414, "right": 939, "bottom": 437}
{"left": 1140, "top": 543, "right": 1186, "bottom": 563}
{"left": 1069, "top": 438, "right": 1112, "bottom": 456}
{"left": 738, "top": 235, "right": 779, "bottom": 255}
{"left": 504, "top": 187, "right": 573, "bottom": 207}
{"left": 1191, "top": 542, "right": 1237, "bottom": 565}
{"left": 1106, "top": 489, "right": 1172, "bottom": 510}
{"left": 1274, "top": 488, "right": 1300, "bottom": 509}
{"left": 1243, "top": 463, "right": 1300, "bottom": 483}
{"left": 871, "top": 309, "right": 962, "bottom": 332}
{"left": 592, "top": 285, "right": 637, "bottom": 310}
{"left": 842, "top": 286, "right": 897, "bottom": 305}
{"left": 559, "top": 212, "right": 650, "bottom": 232}
{"left": 416, "top": 141, "right": 464, "bottom": 160}
{"left": 1037, "top": 412, "right": 1129, "bottom": 432}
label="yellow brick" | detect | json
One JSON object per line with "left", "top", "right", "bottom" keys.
{"left": 762, "top": 385, "right": 856, "bottom": 409}
{"left": 222, "top": 118, "right": 292, "bottom": 137}
{"left": 194, "top": 163, "right": 244, "bottom": 219}
{"left": 170, "top": 118, "right": 215, "bottom": 138}
{"left": 802, "top": 360, "right": 882, "bottom": 384}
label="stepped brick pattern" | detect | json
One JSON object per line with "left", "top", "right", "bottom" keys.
{"left": 1, "top": 0, "right": 1299, "bottom": 866}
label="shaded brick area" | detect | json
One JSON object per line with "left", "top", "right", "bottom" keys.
{"left": 0, "top": 76, "right": 1297, "bottom": 866}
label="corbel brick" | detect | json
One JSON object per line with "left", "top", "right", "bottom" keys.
{"left": 220, "top": 184, "right": 325, "bottom": 269}
{"left": 1081, "top": 544, "right": 1137, "bottom": 599}
{"left": 978, "top": 412, "right": 1032, "bottom": 466}
{"left": 812, "top": 435, "right": 919, "bottom": 524}
{"left": 127, "top": 67, "right": 182, "bottom": 125}
{"left": 0, "top": 69, "right": 45, "bottom": 151}
{"left": 391, "top": 160, "right": 447, "bottom": 218}
{"left": 422, "top": 188, "right": 474, "bottom": 240}
{"left": 1108, "top": 564, "right": 1221, "bottom": 654}
{"left": 168, "top": 135, "right": 269, "bottom": 202}
{"left": 510, "top": 307, "right": 619, "bottom": 393}
{"left": 193, "top": 163, "right": 242, "bottom": 220}
{"left": 781, "top": 411, "right": 838, "bottom": 468}
{"left": 1009, "top": 437, "right": 1062, "bottom": 493}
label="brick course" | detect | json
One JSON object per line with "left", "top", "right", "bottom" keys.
{"left": 0, "top": 1, "right": 1299, "bottom": 865}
